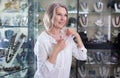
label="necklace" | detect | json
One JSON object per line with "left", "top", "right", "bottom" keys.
{"left": 114, "top": 66, "right": 120, "bottom": 78}
{"left": 78, "top": 64, "right": 86, "bottom": 77}
{"left": 80, "top": 2, "right": 88, "bottom": 12}
{"left": 6, "top": 33, "right": 26, "bottom": 64}
{"left": 79, "top": 14, "right": 88, "bottom": 27}
{"left": 47, "top": 30, "right": 63, "bottom": 41}
{"left": 99, "top": 66, "right": 109, "bottom": 78}
{"left": 94, "top": 52, "right": 102, "bottom": 64}
{"left": 94, "top": 1, "right": 103, "bottom": 12}
{"left": 112, "top": 16, "right": 120, "bottom": 27}
{"left": 114, "top": 3, "right": 120, "bottom": 12}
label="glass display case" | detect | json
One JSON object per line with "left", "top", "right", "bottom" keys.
{"left": 0, "top": 0, "right": 39, "bottom": 78}
{"left": 76, "top": 0, "right": 120, "bottom": 78}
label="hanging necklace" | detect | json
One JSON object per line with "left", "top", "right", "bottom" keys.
{"left": 114, "top": 3, "right": 120, "bottom": 12}
{"left": 80, "top": 2, "right": 88, "bottom": 12}
{"left": 78, "top": 64, "right": 86, "bottom": 78}
{"left": 99, "top": 66, "right": 109, "bottom": 78}
{"left": 94, "top": 52, "right": 102, "bottom": 64}
{"left": 114, "top": 66, "right": 120, "bottom": 78}
{"left": 79, "top": 14, "right": 88, "bottom": 27}
{"left": 94, "top": 1, "right": 103, "bottom": 12}
{"left": 112, "top": 16, "right": 120, "bottom": 27}
{"left": 47, "top": 31, "right": 61, "bottom": 41}
{"left": 6, "top": 33, "right": 26, "bottom": 64}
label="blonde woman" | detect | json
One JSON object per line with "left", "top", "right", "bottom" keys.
{"left": 34, "top": 3, "right": 87, "bottom": 78}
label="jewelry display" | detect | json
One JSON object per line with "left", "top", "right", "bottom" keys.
{"left": 78, "top": 63, "right": 86, "bottom": 78}
{"left": 112, "top": 16, "right": 120, "bottom": 27}
{"left": 3, "top": 66, "right": 21, "bottom": 72}
{"left": 114, "top": 66, "right": 120, "bottom": 78}
{"left": 79, "top": 14, "right": 88, "bottom": 27}
{"left": 114, "top": 3, "right": 120, "bottom": 12}
{"left": 6, "top": 33, "right": 26, "bottom": 65}
{"left": 112, "top": 30, "right": 119, "bottom": 37}
{"left": 93, "top": 1, "right": 103, "bottom": 12}
{"left": 99, "top": 66, "right": 109, "bottom": 78}
{"left": 92, "top": 29, "right": 107, "bottom": 43}
{"left": 102, "top": 52, "right": 111, "bottom": 64}
{"left": 95, "top": 18, "right": 104, "bottom": 27}
{"left": 79, "top": 2, "right": 89, "bottom": 12}
{"left": 93, "top": 51, "right": 102, "bottom": 64}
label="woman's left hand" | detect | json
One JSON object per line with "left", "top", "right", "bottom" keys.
{"left": 66, "top": 28, "right": 84, "bottom": 48}
{"left": 66, "top": 28, "right": 79, "bottom": 38}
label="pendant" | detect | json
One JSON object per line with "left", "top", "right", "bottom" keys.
{"left": 94, "top": 1, "right": 103, "bottom": 12}
{"left": 114, "top": 3, "right": 120, "bottom": 12}
{"left": 112, "top": 16, "right": 120, "bottom": 27}
{"left": 80, "top": 2, "right": 88, "bottom": 12}
{"left": 79, "top": 14, "right": 88, "bottom": 27}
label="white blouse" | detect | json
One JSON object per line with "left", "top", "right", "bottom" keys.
{"left": 34, "top": 31, "right": 87, "bottom": 78}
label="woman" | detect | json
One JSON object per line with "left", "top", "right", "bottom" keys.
{"left": 34, "top": 3, "right": 87, "bottom": 78}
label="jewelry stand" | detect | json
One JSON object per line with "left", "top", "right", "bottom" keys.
{"left": 112, "top": 16, "right": 120, "bottom": 27}
{"left": 99, "top": 65, "right": 109, "bottom": 78}
{"left": 95, "top": 18, "right": 104, "bottom": 27}
{"left": 78, "top": 61, "right": 86, "bottom": 78}
{"left": 80, "top": 2, "right": 89, "bottom": 12}
{"left": 6, "top": 33, "right": 26, "bottom": 66}
{"left": 114, "top": 3, "right": 120, "bottom": 12}
{"left": 114, "top": 66, "right": 120, "bottom": 78}
{"left": 79, "top": 14, "right": 88, "bottom": 27}
{"left": 94, "top": 1, "right": 103, "bottom": 12}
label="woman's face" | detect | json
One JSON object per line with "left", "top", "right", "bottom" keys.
{"left": 53, "top": 7, "right": 68, "bottom": 29}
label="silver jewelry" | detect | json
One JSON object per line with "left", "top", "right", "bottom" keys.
{"left": 79, "top": 14, "right": 88, "bottom": 27}
{"left": 80, "top": 2, "right": 89, "bottom": 12}
{"left": 114, "top": 66, "right": 120, "bottom": 78}
{"left": 94, "top": 1, "right": 103, "bottom": 12}
{"left": 6, "top": 33, "right": 26, "bottom": 65}
{"left": 95, "top": 18, "right": 104, "bottom": 27}
{"left": 78, "top": 65, "right": 86, "bottom": 78}
{"left": 112, "top": 30, "right": 119, "bottom": 37}
{"left": 99, "top": 66, "right": 109, "bottom": 78}
{"left": 112, "top": 16, "right": 120, "bottom": 27}
{"left": 114, "top": 3, "right": 120, "bottom": 12}
{"left": 94, "top": 52, "right": 102, "bottom": 64}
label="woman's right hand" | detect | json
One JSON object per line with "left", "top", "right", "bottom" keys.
{"left": 53, "top": 38, "right": 66, "bottom": 54}
{"left": 48, "top": 38, "right": 66, "bottom": 64}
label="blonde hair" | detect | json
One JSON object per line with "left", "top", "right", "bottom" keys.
{"left": 43, "top": 3, "right": 68, "bottom": 30}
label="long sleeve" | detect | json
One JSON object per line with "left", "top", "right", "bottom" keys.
{"left": 34, "top": 39, "right": 55, "bottom": 78}
{"left": 71, "top": 37, "right": 87, "bottom": 61}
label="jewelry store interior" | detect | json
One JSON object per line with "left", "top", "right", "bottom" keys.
{"left": 0, "top": 0, "right": 120, "bottom": 78}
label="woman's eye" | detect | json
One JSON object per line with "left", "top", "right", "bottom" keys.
{"left": 65, "top": 14, "right": 68, "bottom": 17}
{"left": 57, "top": 13, "right": 61, "bottom": 16}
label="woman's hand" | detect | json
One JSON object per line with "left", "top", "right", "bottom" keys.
{"left": 66, "top": 28, "right": 79, "bottom": 38}
{"left": 48, "top": 38, "right": 66, "bottom": 64}
{"left": 66, "top": 28, "right": 84, "bottom": 48}
{"left": 53, "top": 38, "right": 66, "bottom": 54}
